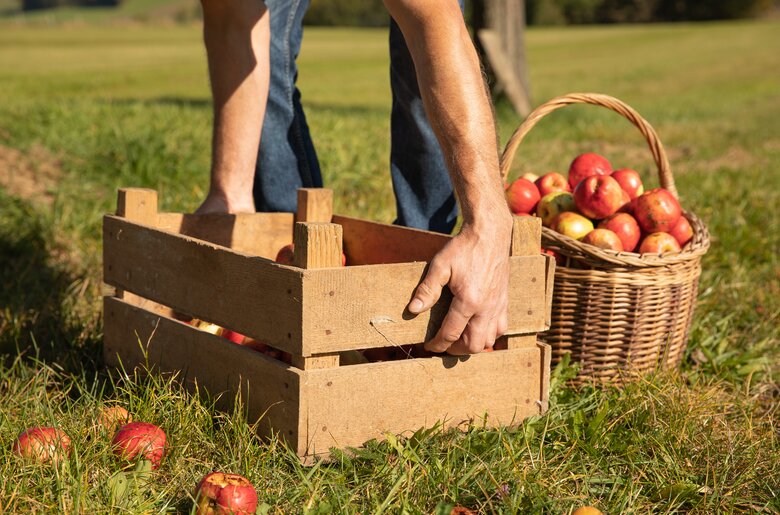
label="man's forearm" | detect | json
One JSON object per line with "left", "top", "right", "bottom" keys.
{"left": 200, "top": 0, "right": 270, "bottom": 213}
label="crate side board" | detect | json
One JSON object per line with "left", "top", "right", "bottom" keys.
{"left": 300, "top": 255, "right": 549, "bottom": 355}
{"left": 103, "top": 215, "right": 304, "bottom": 354}
{"left": 103, "top": 296, "right": 304, "bottom": 443}
{"left": 300, "top": 344, "right": 548, "bottom": 456}
{"left": 156, "top": 212, "right": 293, "bottom": 261}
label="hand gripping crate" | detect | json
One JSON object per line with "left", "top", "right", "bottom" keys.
{"left": 102, "top": 187, "right": 555, "bottom": 460}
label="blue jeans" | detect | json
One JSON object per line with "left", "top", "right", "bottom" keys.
{"left": 254, "top": 0, "right": 462, "bottom": 234}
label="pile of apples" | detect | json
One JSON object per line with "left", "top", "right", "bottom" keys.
{"left": 506, "top": 152, "right": 693, "bottom": 257}
{"left": 13, "top": 407, "right": 259, "bottom": 514}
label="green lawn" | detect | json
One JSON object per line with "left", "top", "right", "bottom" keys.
{"left": 0, "top": 18, "right": 778, "bottom": 513}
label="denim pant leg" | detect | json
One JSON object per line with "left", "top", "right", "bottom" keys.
{"left": 253, "top": 0, "right": 321, "bottom": 213}
{"left": 389, "top": 0, "right": 465, "bottom": 234}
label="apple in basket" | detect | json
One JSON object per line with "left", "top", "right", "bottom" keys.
{"left": 669, "top": 215, "right": 694, "bottom": 247}
{"left": 506, "top": 178, "right": 541, "bottom": 215}
{"left": 14, "top": 427, "right": 71, "bottom": 464}
{"left": 568, "top": 152, "right": 612, "bottom": 190}
{"left": 639, "top": 232, "right": 682, "bottom": 254}
{"left": 535, "top": 172, "right": 570, "bottom": 197}
{"left": 195, "top": 472, "right": 258, "bottom": 515}
{"left": 611, "top": 168, "right": 644, "bottom": 199}
{"left": 598, "top": 213, "right": 641, "bottom": 253}
{"left": 552, "top": 212, "right": 594, "bottom": 241}
{"left": 633, "top": 188, "right": 682, "bottom": 233}
{"left": 573, "top": 175, "right": 625, "bottom": 220}
{"left": 582, "top": 228, "right": 624, "bottom": 252}
{"left": 536, "top": 191, "right": 576, "bottom": 227}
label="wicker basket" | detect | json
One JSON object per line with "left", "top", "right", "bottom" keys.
{"left": 500, "top": 93, "right": 711, "bottom": 384}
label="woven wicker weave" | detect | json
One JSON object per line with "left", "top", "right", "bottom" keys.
{"left": 500, "top": 93, "right": 710, "bottom": 384}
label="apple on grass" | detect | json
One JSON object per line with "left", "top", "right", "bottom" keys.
{"left": 598, "top": 213, "right": 641, "bottom": 252}
{"left": 639, "top": 232, "right": 682, "bottom": 254}
{"left": 611, "top": 168, "right": 644, "bottom": 199}
{"left": 14, "top": 427, "right": 71, "bottom": 464}
{"left": 552, "top": 212, "right": 594, "bottom": 241}
{"left": 112, "top": 422, "right": 166, "bottom": 470}
{"left": 98, "top": 405, "right": 133, "bottom": 433}
{"left": 669, "top": 215, "right": 694, "bottom": 247}
{"left": 195, "top": 472, "right": 258, "bottom": 515}
{"left": 573, "top": 175, "right": 625, "bottom": 220}
{"left": 582, "top": 228, "right": 624, "bottom": 252}
{"left": 505, "top": 178, "right": 541, "bottom": 215}
{"left": 633, "top": 188, "right": 682, "bottom": 233}
{"left": 568, "top": 152, "right": 612, "bottom": 190}
{"left": 535, "top": 172, "right": 570, "bottom": 197}
{"left": 536, "top": 191, "right": 576, "bottom": 227}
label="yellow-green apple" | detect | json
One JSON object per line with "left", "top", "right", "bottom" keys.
{"left": 521, "top": 172, "right": 539, "bottom": 183}
{"left": 534, "top": 172, "right": 570, "bottom": 197}
{"left": 582, "top": 228, "right": 624, "bottom": 251}
{"left": 536, "top": 191, "right": 576, "bottom": 227}
{"left": 552, "top": 212, "right": 594, "bottom": 241}
{"left": 611, "top": 168, "right": 644, "bottom": 199}
{"left": 669, "top": 215, "right": 693, "bottom": 247}
{"left": 14, "top": 427, "right": 71, "bottom": 464}
{"left": 639, "top": 232, "right": 682, "bottom": 254}
{"left": 598, "top": 213, "right": 641, "bottom": 252}
{"left": 633, "top": 188, "right": 681, "bottom": 233}
{"left": 505, "top": 178, "right": 541, "bottom": 215}
{"left": 568, "top": 152, "right": 612, "bottom": 189}
{"left": 98, "top": 406, "right": 132, "bottom": 433}
{"left": 112, "top": 422, "right": 166, "bottom": 470}
{"left": 573, "top": 175, "right": 624, "bottom": 219}
{"left": 195, "top": 472, "right": 258, "bottom": 515}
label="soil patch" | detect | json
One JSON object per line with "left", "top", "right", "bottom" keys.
{"left": 0, "top": 144, "right": 63, "bottom": 206}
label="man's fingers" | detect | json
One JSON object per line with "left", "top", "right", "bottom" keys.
{"left": 408, "top": 259, "right": 450, "bottom": 314}
{"left": 424, "top": 298, "right": 472, "bottom": 353}
{"left": 460, "top": 313, "right": 494, "bottom": 354}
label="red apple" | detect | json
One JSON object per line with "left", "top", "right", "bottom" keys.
{"left": 220, "top": 329, "right": 245, "bottom": 345}
{"left": 568, "top": 153, "right": 612, "bottom": 189}
{"left": 112, "top": 422, "right": 166, "bottom": 470}
{"left": 535, "top": 172, "right": 570, "bottom": 197}
{"left": 274, "top": 243, "right": 295, "bottom": 265}
{"left": 98, "top": 406, "right": 132, "bottom": 433}
{"left": 582, "top": 228, "right": 624, "bottom": 252}
{"left": 536, "top": 191, "right": 576, "bottom": 227}
{"left": 617, "top": 189, "right": 632, "bottom": 213}
{"left": 505, "top": 178, "right": 541, "bottom": 215}
{"left": 552, "top": 212, "right": 594, "bottom": 241}
{"left": 573, "top": 175, "right": 624, "bottom": 220}
{"left": 195, "top": 472, "right": 258, "bottom": 515}
{"left": 669, "top": 215, "right": 694, "bottom": 247}
{"left": 639, "top": 232, "right": 682, "bottom": 254}
{"left": 541, "top": 247, "right": 564, "bottom": 266}
{"left": 611, "top": 168, "right": 644, "bottom": 199}
{"left": 633, "top": 188, "right": 682, "bottom": 233}
{"left": 598, "top": 213, "right": 641, "bottom": 252}
{"left": 14, "top": 427, "right": 71, "bottom": 464}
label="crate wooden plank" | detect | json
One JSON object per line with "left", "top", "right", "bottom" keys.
{"left": 300, "top": 256, "right": 549, "bottom": 355}
{"left": 506, "top": 216, "right": 543, "bottom": 349}
{"left": 296, "top": 188, "right": 333, "bottom": 223}
{"left": 103, "top": 296, "right": 303, "bottom": 442}
{"left": 103, "top": 215, "right": 303, "bottom": 354}
{"left": 333, "top": 215, "right": 450, "bottom": 265}
{"left": 300, "top": 347, "right": 547, "bottom": 455}
{"left": 156, "top": 212, "right": 293, "bottom": 261}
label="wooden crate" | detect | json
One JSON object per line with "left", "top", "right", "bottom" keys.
{"left": 103, "top": 188, "right": 555, "bottom": 459}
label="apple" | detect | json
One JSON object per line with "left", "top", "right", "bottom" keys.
{"left": 582, "top": 229, "right": 624, "bottom": 252}
{"left": 14, "top": 427, "right": 71, "bottom": 464}
{"left": 541, "top": 247, "right": 564, "bottom": 266}
{"left": 611, "top": 168, "right": 644, "bottom": 199}
{"left": 572, "top": 507, "right": 604, "bottom": 515}
{"left": 220, "top": 329, "right": 245, "bottom": 345}
{"left": 520, "top": 172, "right": 539, "bottom": 183}
{"left": 98, "top": 406, "right": 132, "bottom": 433}
{"left": 598, "top": 213, "right": 641, "bottom": 252}
{"left": 192, "top": 319, "right": 222, "bottom": 336}
{"left": 617, "top": 189, "right": 632, "bottom": 213}
{"left": 534, "top": 172, "right": 570, "bottom": 197}
{"left": 639, "top": 232, "right": 682, "bottom": 254}
{"left": 274, "top": 243, "right": 295, "bottom": 265}
{"left": 568, "top": 152, "right": 612, "bottom": 189}
{"left": 573, "top": 175, "right": 624, "bottom": 220}
{"left": 112, "top": 422, "right": 166, "bottom": 470}
{"left": 536, "top": 191, "right": 576, "bottom": 227}
{"left": 552, "top": 212, "right": 594, "bottom": 241}
{"left": 633, "top": 188, "right": 682, "bottom": 233}
{"left": 195, "top": 472, "right": 258, "bottom": 515}
{"left": 669, "top": 215, "right": 694, "bottom": 247}
{"left": 505, "top": 178, "right": 541, "bottom": 215}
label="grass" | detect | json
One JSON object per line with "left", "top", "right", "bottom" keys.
{"left": 0, "top": 17, "right": 779, "bottom": 513}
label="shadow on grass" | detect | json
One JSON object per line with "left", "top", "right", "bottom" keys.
{"left": 0, "top": 190, "right": 101, "bottom": 374}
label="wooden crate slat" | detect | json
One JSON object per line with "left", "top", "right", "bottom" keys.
{"left": 156, "top": 212, "right": 293, "bottom": 261}
{"left": 301, "top": 346, "right": 546, "bottom": 455}
{"left": 103, "top": 215, "right": 303, "bottom": 354}
{"left": 103, "top": 296, "right": 303, "bottom": 443}
{"left": 333, "top": 214, "right": 450, "bottom": 265}
{"left": 300, "top": 255, "right": 549, "bottom": 355}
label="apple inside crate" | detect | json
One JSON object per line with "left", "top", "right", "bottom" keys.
{"left": 103, "top": 188, "right": 555, "bottom": 459}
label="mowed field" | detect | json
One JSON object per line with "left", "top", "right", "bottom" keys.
{"left": 0, "top": 17, "right": 779, "bottom": 513}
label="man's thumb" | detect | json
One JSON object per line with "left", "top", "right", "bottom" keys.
{"left": 408, "top": 262, "right": 449, "bottom": 314}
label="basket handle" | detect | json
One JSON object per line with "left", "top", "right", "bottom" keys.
{"left": 499, "top": 92, "right": 678, "bottom": 198}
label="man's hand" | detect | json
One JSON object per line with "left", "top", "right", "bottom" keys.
{"left": 195, "top": 188, "right": 255, "bottom": 214}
